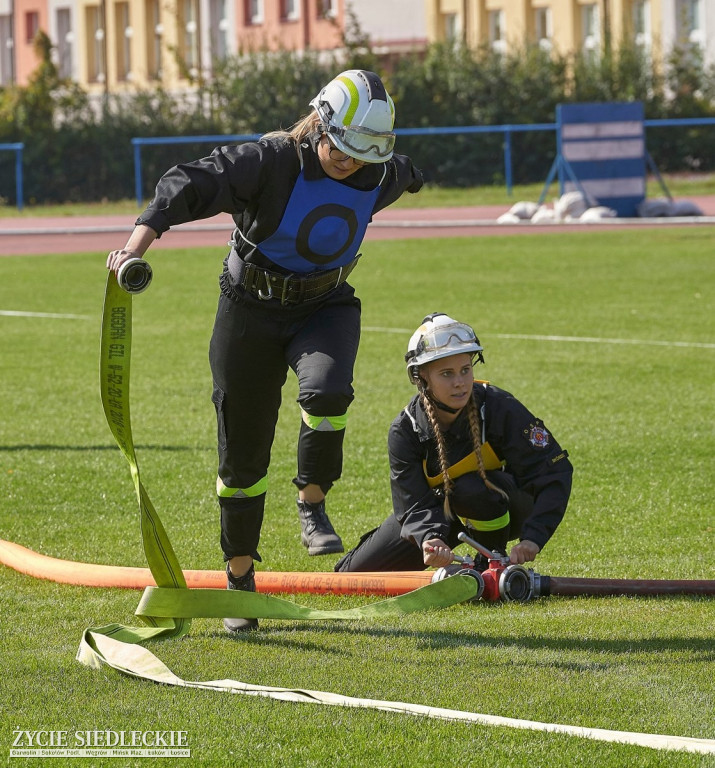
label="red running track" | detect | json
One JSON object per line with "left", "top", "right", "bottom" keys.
{"left": 2, "top": 197, "right": 715, "bottom": 256}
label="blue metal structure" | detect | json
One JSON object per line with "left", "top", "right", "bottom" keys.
{"left": 130, "top": 125, "right": 555, "bottom": 207}
{"left": 556, "top": 102, "right": 647, "bottom": 216}
{"left": 0, "top": 143, "right": 25, "bottom": 211}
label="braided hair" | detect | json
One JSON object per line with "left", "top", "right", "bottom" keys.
{"left": 419, "top": 390, "right": 455, "bottom": 519}
{"left": 465, "top": 394, "right": 510, "bottom": 501}
{"left": 419, "top": 378, "right": 509, "bottom": 521}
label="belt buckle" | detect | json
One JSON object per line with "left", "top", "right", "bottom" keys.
{"left": 280, "top": 273, "right": 299, "bottom": 306}
{"left": 257, "top": 271, "right": 273, "bottom": 300}
{"left": 280, "top": 276, "right": 290, "bottom": 305}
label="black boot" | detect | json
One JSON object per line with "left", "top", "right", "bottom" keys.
{"left": 296, "top": 498, "right": 344, "bottom": 556}
{"left": 223, "top": 563, "right": 259, "bottom": 633}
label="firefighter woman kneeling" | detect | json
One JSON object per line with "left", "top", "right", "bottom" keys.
{"left": 335, "top": 313, "right": 573, "bottom": 573}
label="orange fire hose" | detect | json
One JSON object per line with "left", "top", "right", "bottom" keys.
{"left": 0, "top": 539, "right": 433, "bottom": 596}
{"left": 6, "top": 539, "right": 713, "bottom": 600}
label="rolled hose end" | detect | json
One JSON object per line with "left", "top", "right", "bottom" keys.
{"left": 432, "top": 565, "right": 485, "bottom": 602}
{"left": 117, "top": 258, "right": 153, "bottom": 294}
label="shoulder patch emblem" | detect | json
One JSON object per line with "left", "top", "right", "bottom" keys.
{"left": 525, "top": 422, "right": 551, "bottom": 448}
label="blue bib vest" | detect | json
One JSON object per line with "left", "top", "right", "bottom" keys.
{"left": 256, "top": 169, "right": 382, "bottom": 274}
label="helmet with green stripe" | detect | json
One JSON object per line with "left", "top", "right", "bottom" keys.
{"left": 310, "top": 70, "right": 396, "bottom": 163}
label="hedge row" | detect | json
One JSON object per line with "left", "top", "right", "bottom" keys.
{"left": 1, "top": 34, "right": 714, "bottom": 204}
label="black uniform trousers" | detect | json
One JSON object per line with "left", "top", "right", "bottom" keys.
{"left": 210, "top": 283, "right": 361, "bottom": 561}
{"left": 335, "top": 471, "right": 533, "bottom": 572}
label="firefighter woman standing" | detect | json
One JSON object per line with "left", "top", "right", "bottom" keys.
{"left": 107, "top": 70, "right": 423, "bottom": 632}
{"left": 335, "top": 313, "right": 573, "bottom": 573}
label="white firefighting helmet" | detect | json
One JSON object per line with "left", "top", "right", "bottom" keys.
{"left": 310, "top": 70, "right": 396, "bottom": 163}
{"left": 405, "top": 313, "right": 484, "bottom": 384}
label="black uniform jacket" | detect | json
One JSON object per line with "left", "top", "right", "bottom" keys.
{"left": 388, "top": 381, "right": 573, "bottom": 552}
{"left": 135, "top": 133, "right": 423, "bottom": 273}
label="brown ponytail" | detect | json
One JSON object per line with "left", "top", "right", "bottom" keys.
{"left": 262, "top": 113, "right": 321, "bottom": 158}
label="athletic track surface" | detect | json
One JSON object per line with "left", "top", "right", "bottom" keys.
{"left": 2, "top": 197, "right": 715, "bottom": 256}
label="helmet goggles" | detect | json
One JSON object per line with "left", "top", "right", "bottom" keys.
{"left": 413, "top": 323, "right": 480, "bottom": 358}
{"left": 405, "top": 315, "right": 484, "bottom": 384}
{"left": 323, "top": 123, "right": 395, "bottom": 159}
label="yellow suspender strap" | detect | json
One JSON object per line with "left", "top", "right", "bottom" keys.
{"left": 423, "top": 442, "right": 504, "bottom": 489}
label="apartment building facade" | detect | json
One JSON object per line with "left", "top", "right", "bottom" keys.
{"left": 1, "top": 0, "right": 712, "bottom": 91}
{"left": 426, "top": 0, "right": 713, "bottom": 68}
{"left": 0, "top": 0, "right": 345, "bottom": 90}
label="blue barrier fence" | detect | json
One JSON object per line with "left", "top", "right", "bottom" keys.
{"left": 130, "top": 117, "right": 715, "bottom": 208}
{"left": 131, "top": 125, "right": 556, "bottom": 207}
{"left": 4, "top": 118, "right": 715, "bottom": 210}
{"left": 1, "top": 143, "right": 24, "bottom": 211}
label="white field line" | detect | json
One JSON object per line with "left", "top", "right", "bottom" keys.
{"left": 2, "top": 317, "right": 711, "bottom": 348}
{"left": 2, "top": 216, "right": 715, "bottom": 236}
{"left": 0, "top": 310, "right": 92, "bottom": 320}
{"left": 363, "top": 327, "right": 715, "bottom": 350}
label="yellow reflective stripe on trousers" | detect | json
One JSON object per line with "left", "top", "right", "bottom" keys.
{"left": 301, "top": 409, "right": 348, "bottom": 432}
{"left": 216, "top": 475, "right": 268, "bottom": 498}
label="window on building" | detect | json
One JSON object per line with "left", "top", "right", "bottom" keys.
{"left": 25, "top": 11, "right": 39, "bottom": 44}
{"left": 246, "top": 0, "right": 263, "bottom": 24}
{"left": 534, "top": 6, "right": 552, "bottom": 51}
{"left": 56, "top": 7, "right": 73, "bottom": 79}
{"left": 489, "top": 9, "right": 506, "bottom": 54}
{"left": 179, "top": 0, "right": 200, "bottom": 77}
{"left": 85, "top": 5, "right": 105, "bottom": 82}
{"left": 677, "top": 0, "right": 704, "bottom": 46}
{"left": 632, "top": 0, "right": 650, "bottom": 51}
{"left": 114, "top": 2, "right": 132, "bottom": 81}
{"left": 443, "top": 13, "right": 459, "bottom": 42}
{"left": 209, "top": 0, "right": 228, "bottom": 60}
{"left": 282, "top": 0, "right": 299, "bottom": 21}
{"left": 0, "top": 14, "right": 13, "bottom": 85}
{"left": 145, "top": 0, "right": 162, "bottom": 80}
{"left": 318, "top": 0, "right": 337, "bottom": 19}
{"left": 581, "top": 3, "right": 599, "bottom": 57}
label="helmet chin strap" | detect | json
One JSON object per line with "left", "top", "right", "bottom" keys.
{"left": 419, "top": 382, "right": 461, "bottom": 415}
{"left": 429, "top": 394, "right": 461, "bottom": 415}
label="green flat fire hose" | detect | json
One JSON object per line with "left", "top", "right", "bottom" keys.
{"left": 72, "top": 273, "right": 715, "bottom": 757}
{"left": 76, "top": 272, "right": 477, "bottom": 670}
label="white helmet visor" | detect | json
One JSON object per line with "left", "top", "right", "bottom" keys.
{"left": 413, "top": 322, "right": 481, "bottom": 359}
{"left": 324, "top": 123, "right": 395, "bottom": 159}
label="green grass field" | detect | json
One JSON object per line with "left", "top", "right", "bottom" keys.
{"left": 1, "top": 228, "right": 714, "bottom": 767}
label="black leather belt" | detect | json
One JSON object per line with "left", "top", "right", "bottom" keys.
{"left": 227, "top": 248, "right": 359, "bottom": 306}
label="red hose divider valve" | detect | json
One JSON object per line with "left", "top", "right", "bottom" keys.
{"left": 432, "top": 556, "right": 540, "bottom": 603}
{"left": 431, "top": 531, "right": 542, "bottom": 603}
